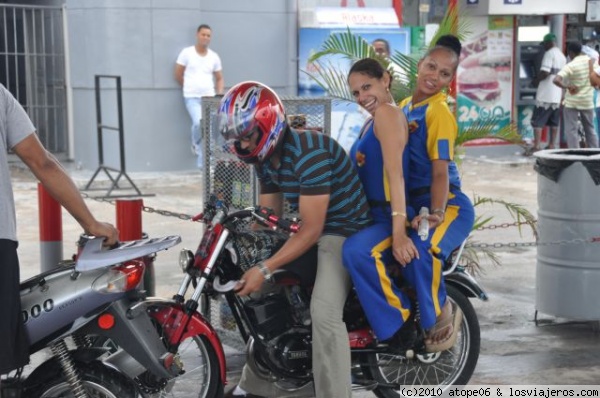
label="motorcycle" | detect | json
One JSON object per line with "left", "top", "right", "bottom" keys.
{"left": 3, "top": 234, "right": 226, "bottom": 398}
{"left": 170, "top": 194, "right": 488, "bottom": 397}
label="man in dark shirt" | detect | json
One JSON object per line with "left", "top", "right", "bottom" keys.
{"left": 219, "top": 81, "right": 370, "bottom": 398}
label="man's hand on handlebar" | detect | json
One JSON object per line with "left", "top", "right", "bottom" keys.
{"left": 234, "top": 266, "right": 265, "bottom": 296}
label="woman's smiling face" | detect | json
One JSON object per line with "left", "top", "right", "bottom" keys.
{"left": 348, "top": 71, "right": 390, "bottom": 115}
{"left": 414, "top": 47, "right": 458, "bottom": 101}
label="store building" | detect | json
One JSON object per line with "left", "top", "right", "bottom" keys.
{"left": 0, "top": 0, "right": 593, "bottom": 171}
{"left": 454, "top": 0, "right": 587, "bottom": 145}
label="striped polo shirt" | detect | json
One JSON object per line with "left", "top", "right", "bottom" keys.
{"left": 256, "top": 128, "right": 371, "bottom": 237}
{"left": 557, "top": 54, "right": 595, "bottom": 110}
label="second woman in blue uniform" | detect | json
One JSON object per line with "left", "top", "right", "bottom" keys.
{"left": 343, "top": 35, "right": 475, "bottom": 353}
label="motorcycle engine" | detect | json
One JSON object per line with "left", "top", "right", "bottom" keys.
{"left": 243, "top": 290, "right": 313, "bottom": 375}
{"left": 267, "top": 330, "right": 312, "bottom": 374}
{"left": 244, "top": 293, "right": 294, "bottom": 340}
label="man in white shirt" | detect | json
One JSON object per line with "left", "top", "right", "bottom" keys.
{"left": 175, "top": 24, "right": 224, "bottom": 168}
{"left": 530, "top": 33, "right": 566, "bottom": 151}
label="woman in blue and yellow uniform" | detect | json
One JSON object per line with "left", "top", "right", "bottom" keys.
{"left": 344, "top": 35, "right": 474, "bottom": 353}
{"left": 400, "top": 34, "right": 475, "bottom": 351}
{"left": 342, "top": 57, "right": 421, "bottom": 353}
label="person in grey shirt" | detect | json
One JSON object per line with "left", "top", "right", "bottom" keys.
{"left": 0, "top": 84, "right": 119, "bottom": 376}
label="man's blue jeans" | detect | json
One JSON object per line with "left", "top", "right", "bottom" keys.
{"left": 184, "top": 97, "right": 203, "bottom": 168}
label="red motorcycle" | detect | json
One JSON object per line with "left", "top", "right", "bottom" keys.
{"left": 157, "top": 194, "right": 486, "bottom": 397}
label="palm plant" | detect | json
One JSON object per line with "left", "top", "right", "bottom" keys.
{"left": 303, "top": 6, "right": 537, "bottom": 273}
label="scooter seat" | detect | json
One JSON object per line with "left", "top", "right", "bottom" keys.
{"left": 20, "top": 263, "right": 74, "bottom": 292}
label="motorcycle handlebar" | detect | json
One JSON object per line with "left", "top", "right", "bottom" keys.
{"left": 253, "top": 206, "right": 300, "bottom": 233}
{"left": 220, "top": 206, "right": 300, "bottom": 234}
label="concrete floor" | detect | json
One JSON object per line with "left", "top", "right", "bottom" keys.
{"left": 10, "top": 146, "right": 600, "bottom": 396}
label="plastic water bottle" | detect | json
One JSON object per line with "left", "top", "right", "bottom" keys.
{"left": 418, "top": 207, "right": 429, "bottom": 241}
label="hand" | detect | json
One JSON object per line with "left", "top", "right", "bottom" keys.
{"left": 86, "top": 221, "right": 119, "bottom": 247}
{"left": 234, "top": 266, "right": 265, "bottom": 296}
{"left": 410, "top": 213, "right": 444, "bottom": 233}
{"left": 530, "top": 78, "right": 539, "bottom": 88}
{"left": 392, "top": 234, "right": 419, "bottom": 267}
{"left": 567, "top": 85, "right": 579, "bottom": 95}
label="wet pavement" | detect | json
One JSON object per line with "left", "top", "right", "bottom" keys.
{"left": 10, "top": 145, "right": 600, "bottom": 395}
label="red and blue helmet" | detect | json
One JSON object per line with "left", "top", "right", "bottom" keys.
{"left": 218, "top": 81, "right": 287, "bottom": 164}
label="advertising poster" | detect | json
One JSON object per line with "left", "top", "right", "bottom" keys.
{"left": 298, "top": 10, "right": 410, "bottom": 151}
{"left": 456, "top": 16, "right": 514, "bottom": 137}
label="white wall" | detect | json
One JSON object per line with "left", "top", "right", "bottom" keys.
{"left": 66, "top": 0, "right": 298, "bottom": 172}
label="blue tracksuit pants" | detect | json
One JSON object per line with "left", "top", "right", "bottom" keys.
{"left": 342, "top": 189, "right": 474, "bottom": 340}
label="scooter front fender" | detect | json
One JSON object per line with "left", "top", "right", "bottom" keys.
{"left": 83, "top": 299, "right": 175, "bottom": 379}
{"left": 145, "top": 299, "right": 227, "bottom": 384}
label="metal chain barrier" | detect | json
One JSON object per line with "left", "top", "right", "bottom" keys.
{"left": 475, "top": 220, "right": 535, "bottom": 230}
{"left": 140, "top": 206, "right": 195, "bottom": 221}
{"left": 471, "top": 218, "right": 600, "bottom": 249}
{"left": 466, "top": 237, "right": 600, "bottom": 250}
{"left": 79, "top": 192, "right": 600, "bottom": 249}
{"left": 80, "top": 192, "right": 196, "bottom": 221}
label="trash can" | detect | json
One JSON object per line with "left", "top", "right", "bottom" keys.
{"left": 534, "top": 148, "right": 600, "bottom": 320}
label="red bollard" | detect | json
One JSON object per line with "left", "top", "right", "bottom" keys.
{"left": 116, "top": 198, "right": 143, "bottom": 241}
{"left": 115, "top": 198, "right": 155, "bottom": 295}
{"left": 38, "top": 183, "right": 63, "bottom": 272}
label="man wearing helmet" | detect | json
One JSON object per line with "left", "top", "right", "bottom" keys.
{"left": 220, "top": 81, "right": 371, "bottom": 398}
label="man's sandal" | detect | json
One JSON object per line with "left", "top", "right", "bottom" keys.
{"left": 425, "top": 302, "right": 463, "bottom": 353}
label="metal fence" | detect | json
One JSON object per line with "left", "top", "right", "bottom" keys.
{"left": 0, "top": 4, "right": 68, "bottom": 155}
{"left": 200, "top": 95, "right": 332, "bottom": 349}
{"left": 201, "top": 95, "right": 333, "bottom": 211}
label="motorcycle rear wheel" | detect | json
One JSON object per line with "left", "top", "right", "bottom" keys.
{"left": 31, "top": 361, "right": 137, "bottom": 398}
{"left": 361, "top": 285, "right": 480, "bottom": 397}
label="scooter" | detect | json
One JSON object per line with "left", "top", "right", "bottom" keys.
{"left": 3, "top": 235, "right": 189, "bottom": 398}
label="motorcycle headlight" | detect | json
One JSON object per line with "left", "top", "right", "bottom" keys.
{"left": 179, "top": 249, "right": 194, "bottom": 273}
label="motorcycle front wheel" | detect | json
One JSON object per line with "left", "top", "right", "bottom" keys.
{"left": 30, "top": 361, "right": 137, "bottom": 398}
{"left": 92, "top": 320, "right": 223, "bottom": 397}
{"left": 361, "top": 285, "right": 481, "bottom": 397}
{"left": 136, "top": 333, "right": 222, "bottom": 398}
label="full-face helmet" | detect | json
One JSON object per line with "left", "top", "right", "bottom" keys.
{"left": 218, "top": 81, "right": 287, "bottom": 164}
